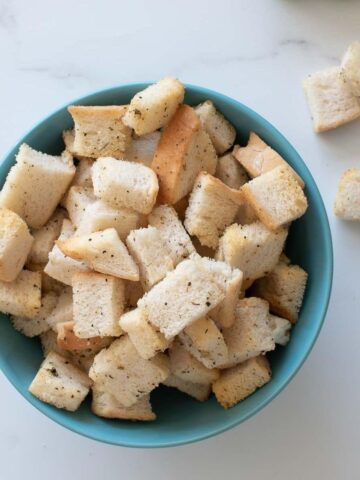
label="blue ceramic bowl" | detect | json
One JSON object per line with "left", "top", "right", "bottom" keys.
{"left": 0, "top": 83, "right": 333, "bottom": 448}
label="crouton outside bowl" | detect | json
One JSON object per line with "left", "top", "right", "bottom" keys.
{"left": 0, "top": 83, "right": 333, "bottom": 448}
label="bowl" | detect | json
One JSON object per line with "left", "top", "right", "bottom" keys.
{"left": 0, "top": 83, "right": 333, "bottom": 448}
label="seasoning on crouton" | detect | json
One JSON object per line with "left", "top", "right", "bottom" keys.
{"left": 63, "top": 186, "right": 95, "bottom": 227}
{"left": 334, "top": 168, "right": 360, "bottom": 221}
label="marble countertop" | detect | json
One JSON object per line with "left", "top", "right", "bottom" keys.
{"left": 1, "top": 0, "right": 360, "bottom": 478}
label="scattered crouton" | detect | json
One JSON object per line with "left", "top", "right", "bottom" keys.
{"left": 124, "top": 131, "right": 161, "bottom": 166}
{"left": 215, "top": 152, "right": 249, "bottom": 188}
{"left": 0, "top": 269, "right": 41, "bottom": 317}
{"left": 269, "top": 314, "right": 292, "bottom": 346}
{"left": 57, "top": 321, "right": 112, "bottom": 352}
{"left": 340, "top": 41, "right": 360, "bottom": 96}
{"left": 163, "top": 374, "right": 211, "bottom": 401}
{"left": 334, "top": 168, "right": 360, "bottom": 220}
{"left": 12, "top": 292, "right": 58, "bottom": 337}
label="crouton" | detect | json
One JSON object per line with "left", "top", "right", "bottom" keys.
{"left": 233, "top": 133, "right": 304, "bottom": 186}
{"left": 210, "top": 267, "right": 243, "bottom": 328}
{"left": 152, "top": 105, "right": 217, "bottom": 204}
{"left": 340, "top": 41, "right": 360, "bottom": 96}
{"left": 12, "top": 292, "right": 57, "bottom": 337}
{"left": 303, "top": 66, "right": 360, "bottom": 132}
{"left": 72, "top": 271, "right": 125, "bottom": 338}
{"left": 251, "top": 261, "right": 308, "bottom": 323}
{"left": 178, "top": 316, "right": 228, "bottom": 368}
{"left": 62, "top": 129, "right": 92, "bottom": 161}
{"left": 163, "top": 374, "right": 211, "bottom": 401}
{"left": 119, "top": 308, "right": 169, "bottom": 359}
{"left": 126, "top": 226, "right": 173, "bottom": 290}
{"left": 269, "top": 314, "right": 291, "bottom": 346}
{"left": 0, "top": 144, "right": 75, "bottom": 228}
{"left": 92, "top": 157, "right": 159, "bottom": 214}
{"left": 57, "top": 321, "right": 112, "bottom": 352}
{"left": 234, "top": 201, "right": 258, "bottom": 225}
{"left": 240, "top": 166, "right": 308, "bottom": 230}
{"left": 334, "top": 168, "right": 360, "bottom": 220}
{"left": 195, "top": 100, "right": 236, "bottom": 154}
{"left": 124, "top": 131, "right": 161, "bottom": 167}
{"left": 40, "top": 329, "right": 72, "bottom": 358}
{"left": 123, "top": 77, "right": 185, "bottom": 135}
{"left": 58, "top": 228, "right": 139, "bottom": 281}
{"left": 184, "top": 172, "right": 243, "bottom": 248}
{"left": 212, "top": 355, "right": 271, "bottom": 409}
{"left": 46, "top": 288, "right": 73, "bottom": 331}
{"left": 215, "top": 152, "right": 249, "bottom": 188}
{"left": 70, "top": 158, "right": 93, "bottom": 188}
{"left": 68, "top": 105, "right": 132, "bottom": 158}
{"left": 216, "top": 222, "right": 288, "bottom": 288}
{"left": 0, "top": 207, "right": 34, "bottom": 282}
{"left": 70, "top": 350, "right": 97, "bottom": 373}
{"left": 125, "top": 281, "right": 144, "bottom": 308}
{"left": 29, "top": 351, "right": 91, "bottom": 411}
{"left": 148, "top": 205, "right": 195, "bottom": 266}
{"left": 89, "top": 336, "right": 169, "bottom": 407}
{"left": 92, "top": 386, "right": 156, "bottom": 421}
{"left": 63, "top": 186, "right": 95, "bottom": 227}
{"left": 0, "top": 269, "right": 41, "bottom": 317}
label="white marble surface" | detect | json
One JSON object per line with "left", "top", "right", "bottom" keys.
{"left": 1, "top": 0, "right": 360, "bottom": 478}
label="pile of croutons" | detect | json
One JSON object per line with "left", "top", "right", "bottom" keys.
{"left": 0, "top": 77, "right": 308, "bottom": 420}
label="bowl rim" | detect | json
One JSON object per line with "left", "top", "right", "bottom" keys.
{"left": 0, "top": 82, "right": 333, "bottom": 448}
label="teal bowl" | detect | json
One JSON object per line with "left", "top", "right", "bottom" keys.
{"left": 0, "top": 83, "right": 333, "bottom": 448}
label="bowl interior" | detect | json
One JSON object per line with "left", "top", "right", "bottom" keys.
{"left": 0, "top": 84, "right": 332, "bottom": 447}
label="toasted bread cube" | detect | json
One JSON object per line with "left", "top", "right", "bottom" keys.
{"left": 138, "top": 256, "right": 225, "bottom": 339}
{"left": 63, "top": 186, "right": 95, "bottom": 227}
{"left": 169, "top": 340, "right": 219, "bottom": 384}
{"left": 124, "top": 131, "right": 161, "bottom": 167}
{"left": 185, "top": 172, "right": 243, "bottom": 249}
{"left": 57, "top": 321, "right": 112, "bottom": 352}
{"left": 119, "top": 308, "right": 169, "bottom": 359}
{"left": 40, "top": 329, "right": 72, "bottom": 358}
{"left": 178, "top": 316, "right": 228, "bottom": 368}
{"left": 0, "top": 269, "right": 41, "bottom": 317}
{"left": 29, "top": 352, "right": 91, "bottom": 411}
{"left": 215, "top": 152, "right": 248, "bottom": 188}
{"left": 240, "top": 166, "right": 308, "bottom": 230}
{"left": 125, "top": 281, "right": 144, "bottom": 308}
{"left": 89, "top": 336, "right": 169, "bottom": 407}
{"left": 152, "top": 105, "right": 217, "bottom": 204}
{"left": 334, "top": 168, "right": 360, "bottom": 220}
{"left": 28, "top": 209, "right": 66, "bottom": 265}
{"left": 44, "top": 219, "right": 90, "bottom": 286}
{"left": 340, "top": 41, "right": 360, "bottom": 96}
{"left": 303, "top": 66, "right": 360, "bottom": 133}
{"left": 0, "top": 208, "right": 34, "bottom": 282}
{"left": 58, "top": 228, "right": 139, "bottom": 281}
{"left": 217, "top": 222, "right": 288, "bottom": 288}
{"left": 210, "top": 267, "right": 243, "bottom": 328}
{"left": 46, "top": 288, "right": 73, "bottom": 331}
{"left": 126, "top": 226, "right": 173, "bottom": 290}
{"left": 269, "top": 314, "right": 291, "bottom": 346}
{"left": 62, "top": 129, "right": 93, "bottom": 161}
{"left": 0, "top": 144, "right": 75, "bottom": 228}
{"left": 12, "top": 291, "right": 57, "bottom": 337}
{"left": 251, "top": 261, "right": 308, "bottom": 323}
{"left": 73, "top": 271, "right": 125, "bottom": 338}
{"left": 123, "top": 77, "right": 185, "bottom": 135}
{"left": 163, "top": 374, "right": 211, "bottom": 401}
{"left": 70, "top": 350, "right": 97, "bottom": 373}
{"left": 92, "top": 157, "right": 158, "bottom": 214}
{"left": 68, "top": 105, "right": 132, "bottom": 158}
{"left": 148, "top": 205, "right": 195, "bottom": 266}
{"left": 213, "top": 355, "right": 271, "bottom": 408}
{"left": 91, "top": 386, "right": 156, "bottom": 421}
{"left": 221, "top": 297, "right": 275, "bottom": 368}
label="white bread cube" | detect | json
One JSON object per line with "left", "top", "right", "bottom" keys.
{"left": 334, "top": 168, "right": 360, "bottom": 220}
{"left": 212, "top": 355, "right": 271, "bottom": 409}
{"left": 148, "top": 205, "right": 195, "bottom": 266}
{"left": 240, "top": 166, "right": 308, "bottom": 230}
{"left": 68, "top": 105, "right": 132, "bottom": 158}
{"left": 209, "top": 267, "right": 243, "bottom": 328}
{"left": 12, "top": 291, "right": 57, "bottom": 337}
{"left": 216, "top": 222, "right": 288, "bottom": 288}
{"left": 303, "top": 66, "right": 360, "bottom": 132}
{"left": 0, "top": 144, "right": 75, "bottom": 228}
{"left": 252, "top": 261, "right": 308, "bottom": 323}
{"left": 29, "top": 352, "right": 91, "bottom": 411}
{"left": 184, "top": 172, "right": 243, "bottom": 249}
{"left": 340, "top": 41, "right": 360, "bottom": 96}
{"left": 70, "top": 158, "right": 93, "bottom": 188}
{"left": 124, "top": 131, "right": 161, "bottom": 167}
{"left": 119, "top": 308, "right": 169, "bottom": 359}
{"left": 89, "top": 336, "right": 169, "bottom": 407}
{"left": 169, "top": 340, "right": 219, "bottom": 384}
{"left": 221, "top": 297, "right": 275, "bottom": 368}
{"left": 163, "top": 374, "right": 211, "bottom": 401}
{"left": 92, "top": 157, "right": 158, "bottom": 214}
{"left": 0, "top": 207, "right": 33, "bottom": 282}
{"left": 57, "top": 321, "right": 112, "bottom": 352}
{"left": 179, "top": 316, "right": 228, "bottom": 369}
{"left": 123, "top": 77, "right": 185, "bottom": 135}
{"left": 0, "top": 269, "right": 41, "bottom": 317}
{"left": 62, "top": 129, "right": 93, "bottom": 161}
{"left": 63, "top": 186, "right": 95, "bottom": 227}
{"left": 91, "top": 386, "right": 156, "bottom": 421}
{"left": 126, "top": 226, "right": 173, "bottom": 290}
{"left": 44, "top": 219, "right": 90, "bottom": 286}
{"left": 28, "top": 209, "right": 66, "bottom": 265}
{"left": 46, "top": 288, "right": 73, "bottom": 331}
{"left": 195, "top": 100, "right": 236, "bottom": 154}
{"left": 138, "top": 256, "right": 226, "bottom": 339}
{"left": 58, "top": 228, "right": 139, "bottom": 281}
{"left": 215, "top": 152, "right": 249, "bottom": 188}
{"left": 125, "top": 281, "right": 144, "bottom": 308}
{"left": 152, "top": 105, "right": 217, "bottom": 204}
{"left": 73, "top": 271, "right": 125, "bottom": 338}
{"left": 269, "top": 314, "right": 291, "bottom": 346}
{"left": 40, "top": 329, "right": 72, "bottom": 358}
